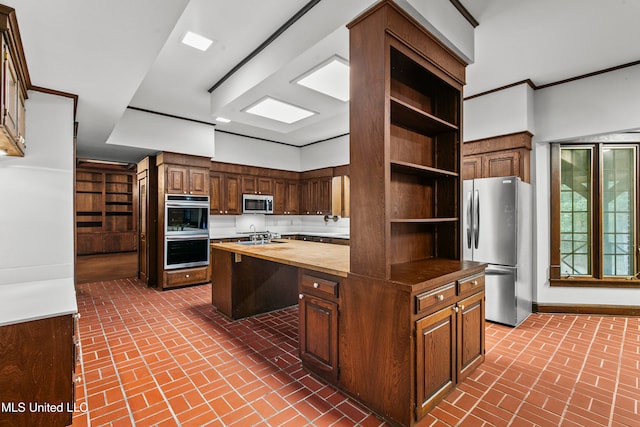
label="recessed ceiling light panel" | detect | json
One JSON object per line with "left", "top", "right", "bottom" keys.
{"left": 245, "top": 97, "right": 315, "bottom": 124}
{"left": 215, "top": 117, "right": 231, "bottom": 123}
{"left": 295, "top": 56, "right": 349, "bottom": 102}
{"left": 181, "top": 31, "right": 213, "bottom": 51}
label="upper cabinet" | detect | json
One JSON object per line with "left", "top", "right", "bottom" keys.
{"left": 0, "top": 5, "right": 30, "bottom": 157}
{"left": 462, "top": 131, "right": 532, "bottom": 183}
{"left": 157, "top": 152, "right": 210, "bottom": 196}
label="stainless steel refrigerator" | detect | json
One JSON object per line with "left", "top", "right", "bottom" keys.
{"left": 463, "top": 176, "right": 532, "bottom": 326}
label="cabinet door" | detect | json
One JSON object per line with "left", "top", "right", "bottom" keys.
{"left": 3, "top": 45, "right": 19, "bottom": 141}
{"left": 273, "top": 179, "right": 286, "bottom": 214}
{"left": 318, "top": 178, "right": 332, "bottom": 215}
{"left": 104, "top": 232, "right": 136, "bottom": 253}
{"left": 462, "top": 155, "right": 482, "bottom": 180}
{"left": 299, "top": 180, "right": 311, "bottom": 214}
{"left": 299, "top": 294, "right": 338, "bottom": 382}
{"left": 242, "top": 176, "right": 258, "bottom": 194}
{"left": 285, "top": 180, "right": 300, "bottom": 214}
{"left": 166, "top": 165, "right": 188, "bottom": 194}
{"left": 224, "top": 174, "right": 242, "bottom": 215}
{"left": 210, "top": 173, "right": 224, "bottom": 214}
{"left": 189, "top": 168, "right": 209, "bottom": 195}
{"left": 483, "top": 151, "right": 521, "bottom": 179}
{"left": 457, "top": 291, "right": 485, "bottom": 382}
{"left": 416, "top": 305, "right": 456, "bottom": 419}
{"left": 257, "top": 177, "right": 273, "bottom": 195}
{"left": 77, "top": 233, "right": 104, "bottom": 255}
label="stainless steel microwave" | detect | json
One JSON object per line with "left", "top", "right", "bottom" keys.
{"left": 242, "top": 194, "right": 273, "bottom": 214}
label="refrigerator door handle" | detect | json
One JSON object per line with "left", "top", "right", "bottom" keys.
{"left": 485, "top": 266, "right": 515, "bottom": 275}
{"left": 466, "top": 190, "right": 473, "bottom": 249}
{"left": 473, "top": 189, "right": 480, "bottom": 249}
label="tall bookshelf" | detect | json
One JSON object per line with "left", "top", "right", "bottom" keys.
{"left": 76, "top": 164, "right": 137, "bottom": 255}
{"left": 349, "top": 4, "right": 464, "bottom": 279}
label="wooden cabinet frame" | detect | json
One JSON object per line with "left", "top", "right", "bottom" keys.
{"left": 462, "top": 131, "right": 532, "bottom": 182}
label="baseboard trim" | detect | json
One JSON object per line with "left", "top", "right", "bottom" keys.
{"left": 534, "top": 303, "right": 640, "bottom": 316}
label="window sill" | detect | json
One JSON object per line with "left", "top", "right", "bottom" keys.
{"left": 550, "top": 278, "right": 640, "bottom": 288}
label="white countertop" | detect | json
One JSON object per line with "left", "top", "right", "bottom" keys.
{"left": 0, "top": 277, "right": 78, "bottom": 327}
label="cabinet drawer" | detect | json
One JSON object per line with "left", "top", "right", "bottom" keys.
{"left": 164, "top": 266, "right": 209, "bottom": 288}
{"left": 458, "top": 274, "right": 484, "bottom": 295}
{"left": 415, "top": 282, "right": 456, "bottom": 315}
{"left": 300, "top": 274, "right": 338, "bottom": 298}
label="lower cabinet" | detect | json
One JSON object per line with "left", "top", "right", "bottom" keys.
{"left": 0, "top": 314, "right": 78, "bottom": 427}
{"left": 415, "top": 277, "right": 485, "bottom": 420}
{"left": 415, "top": 305, "right": 457, "bottom": 419}
{"left": 333, "top": 264, "right": 485, "bottom": 427}
{"left": 163, "top": 266, "right": 209, "bottom": 289}
{"left": 298, "top": 271, "right": 340, "bottom": 384}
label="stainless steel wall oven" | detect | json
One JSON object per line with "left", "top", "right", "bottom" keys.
{"left": 164, "top": 195, "right": 209, "bottom": 269}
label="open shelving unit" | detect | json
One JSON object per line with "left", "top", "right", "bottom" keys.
{"left": 350, "top": 27, "right": 463, "bottom": 279}
{"left": 76, "top": 165, "right": 137, "bottom": 255}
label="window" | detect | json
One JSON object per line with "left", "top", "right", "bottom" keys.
{"left": 550, "top": 143, "right": 639, "bottom": 287}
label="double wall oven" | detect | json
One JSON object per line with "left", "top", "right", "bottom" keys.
{"left": 164, "top": 195, "right": 209, "bottom": 269}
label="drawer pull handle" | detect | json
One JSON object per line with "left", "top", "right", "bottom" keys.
{"left": 460, "top": 305, "right": 465, "bottom": 310}
{"left": 299, "top": 293, "right": 304, "bottom": 300}
{"left": 454, "top": 306, "right": 459, "bottom": 313}
{"left": 185, "top": 274, "right": 190, "bottom": 278}
{"left": 437, "top": 294, "right": 444, "bottom": 301}
{"left": 313, "top": 282, "right": 319, "bottom": 288}
{"left": 471, "top": 280, "right": 478, "bottom": 286}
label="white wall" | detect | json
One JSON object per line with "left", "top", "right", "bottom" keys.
{"left": 464, "top": 67, "right": 640, "bottom": 307}
{"left": 300, "top": 135, "right": 349, "bottom": 171}
{"left": 106, "top": 108, "right": 215, "bottom": 158}
{"left": 0, "top": 91, "right": 75, "bottom": 285}
{"left": 534, "top": 64, "right": 640, "bottom": 143}
{"left": 214, "top": 131, "right": 301, "bottom": 171}
{"left": 531, "top": 66, "right": 640, "bottom": 306}
{"left": 463, "top": 83, "right": 534, "bottom": 142}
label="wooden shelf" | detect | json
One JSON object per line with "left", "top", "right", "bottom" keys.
{"left": 390, "top": 97, "right": 458, "bottom": 136}
{"left": 390, "top": 217, "right": 458, "bottom": 223}
{"left": 76, "top": 166, "right": 136, "bottom": 254}
{"left": 390, "top": 160, "right": 458, "bottom": 177}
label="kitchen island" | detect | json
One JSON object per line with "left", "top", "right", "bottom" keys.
{"left": 210, "top": 238, "right": 486, "bottom": 426}
{"left": 210, "top": 239, "right": 348, "bottom": 320}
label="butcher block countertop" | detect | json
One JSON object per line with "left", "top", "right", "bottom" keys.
{"left": 210, "top": 239, "right": 349, "bottom": 277}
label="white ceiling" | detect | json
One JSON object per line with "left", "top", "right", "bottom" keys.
{"left": 6, "top": 0, "right": 640, "bottom": 163}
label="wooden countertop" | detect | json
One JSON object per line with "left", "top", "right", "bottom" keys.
{"left": 211, "top": 239, "right": 350, "bottom": 277}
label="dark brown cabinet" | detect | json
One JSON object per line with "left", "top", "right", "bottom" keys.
{"left": 137, "top": 157, "right": 157, "bottom": 286}
{"left": 76, "top": 165, "right": 137, "bottom": 255}
{"left": 0, "top": 5, "right": 29, "bottom": 157}
{"left": 210, "top": 172, "right": 241, "bottom": 215}
{"left": 300, "top": 177, "right": 332, "bottom": 215}
{"left": 462, "top": 131, "right": 532, "bottom": 183}
{"left": 0, "top": 314, "right": 77, "bottom": 426}
{"left": 298, "top": 272, "right": 340, "bottom": 384}
{"left": 414, "top": 274, "right": 485, "bottom": 418}
{"left": 274, "top": 179, "right": 299, "bottom": 215}
{"left": 416, "top": 304, "right": 456, "bottom": 418}
{"left": 166, "top": 164, "right": 209, "bottom": 195}
{"left": 242, "top": 175, "right": 273, "bottom": 195}
{"left": 210, "top": 172, "right": 242, "bottom": 215}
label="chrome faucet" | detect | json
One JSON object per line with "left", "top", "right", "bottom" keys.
{"left": 249, "top": 224, "right": 257, "bottom": 243}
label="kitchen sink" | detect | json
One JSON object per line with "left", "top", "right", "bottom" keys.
{"left": 236, "top": 240, "right": 285, "bottom": 246}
